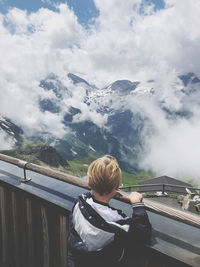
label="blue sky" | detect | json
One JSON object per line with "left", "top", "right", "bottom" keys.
{"left": 0, "top": 0, "right": 165, "bottom": 26}
{"left": 0, "top": 0, "right": 98, "bottom": 26}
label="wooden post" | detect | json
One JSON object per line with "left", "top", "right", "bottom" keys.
{"left": 0, "top": 186, "right": 7, "bottom": 264}
{"left": 26, "top": 198, "right": 34, "bottom": 267}
{"left": 11, "top": 191, "right": 20, "bottom": 267}
{"left": 41, "top": 206, "right": 50, "bottom": 267}
{"left": 59, "top": 215, "right": 67, "bottom": 267}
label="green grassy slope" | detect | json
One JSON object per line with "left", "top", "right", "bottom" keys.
{"left": 0, "top": 145, "right": 153, "bottom": 186}
{"left": 68, "top": 157, "right": 153, "bottom": 186}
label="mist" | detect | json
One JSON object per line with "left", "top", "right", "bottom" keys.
{"left": 1, "top": 0, "right": 200, "bottom": 183}
{"left": 125, "top": 75, "right": 200, "bottom": 185}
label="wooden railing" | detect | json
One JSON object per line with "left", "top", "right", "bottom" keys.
{"left": 0, "top": 153, "right": 200, "bottom": 229}
{"left": 0, "top": 153, "right": 200, "bottom": 267}
{"left": 0, "top": 153, "right": 87, "bottom": 188}
{"left": 0, "top": 177, "right": 69, "bottom": 267}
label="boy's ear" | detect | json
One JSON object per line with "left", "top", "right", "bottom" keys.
{"left": 88, "top": 182, "right": 91, "bottom": 189}
{"left": 115, "top": 184, "right": 120, "bottom": 191}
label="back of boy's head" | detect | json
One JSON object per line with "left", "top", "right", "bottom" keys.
{"left": 87, "top": 155, "right": 121, "bottom": 195}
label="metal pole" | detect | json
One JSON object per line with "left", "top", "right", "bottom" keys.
{"left": 162, "top": 184, "right": 165, "bottom": 194}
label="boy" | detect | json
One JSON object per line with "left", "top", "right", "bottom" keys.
{"left": 67, "top": 155, "right": 151, "bottom": 267}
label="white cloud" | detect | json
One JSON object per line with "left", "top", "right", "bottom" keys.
{"left": 140, "top": 116, "right": 200, "bottom": 184}
{"left": 5, "top": 8, "right": 28, "bottom": 34}
{"left": 0, "top": 3, "right": 85, "bottom": 138}
{"left": 41, "top": 0, "right": 52, "bottom": 4}
{"left": 54, "top": 0, "right": 199, "bottom": 88}
{"left": 0, "top": 130, "right": 16, "bottom": 150}
{"left": 1, "top": 0, "right": 200, "bottom": 182}
{"left": 0, "top": 1, "right": 200, "bottom": 88}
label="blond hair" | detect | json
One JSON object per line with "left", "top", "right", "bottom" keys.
{"left": 87, "top": 155, "right": 121, "bottom": 195}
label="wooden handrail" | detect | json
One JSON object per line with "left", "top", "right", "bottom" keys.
{"left": 0, "top": 153, "right": 200, "bottom": 229}
{"left": 0, "top": 153, "right": 88, "bottom": 189}
{"left": 144, "top": 198, "right": 200, "bottom": 228}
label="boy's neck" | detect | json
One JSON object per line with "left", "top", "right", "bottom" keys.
{"left": 92, "top": 191, "right": 112, "bottom": 204}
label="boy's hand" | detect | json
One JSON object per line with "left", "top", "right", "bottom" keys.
{"left": 120, "top": 192, "right": 143, "bottom": 204}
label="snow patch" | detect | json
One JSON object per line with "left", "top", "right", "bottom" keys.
{"left": 89, "top": 145, "right": 96, "bottom": 152}
{"left": 70, "top": 148, "right": 78, "bottom": 155}
{"left": 1, "top": 122, "right": 10, "bottom": 129}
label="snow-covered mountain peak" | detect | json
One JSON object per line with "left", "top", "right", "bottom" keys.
{"left": 106, "top": 79, "right": 140, "bottom": 95}
{"left": 67, "top": 73, "right": 90, "bottom": 86}
{"left": 130, "top": 86, "right": 154, "bottom": 97}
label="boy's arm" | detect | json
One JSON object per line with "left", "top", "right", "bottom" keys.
{"left": 120, "top": 192, "right": 152, "bottom": 245}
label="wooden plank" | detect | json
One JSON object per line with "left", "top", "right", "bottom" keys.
{"left": 32, "top": 200, "right": 43, "bottom": 267}
{"left": 20, "top": 194, "right": 30, "bottom": 267}
{"left": 0, "top": 186, "right": 7, "bottom": 263}
{"left": 26, "top": 198, "right": 34, "bottom": 267}
{"left": 41, "top": 206, "right": 50, "bottom": 267}
{"left": 11, "top": 191, "right": 20, "bottom": 267}
{"left": 46, "top": 207, "right": 59, "bottom": 267}
{"left": 59, "top": 214, "right": 67, "bottom": 267}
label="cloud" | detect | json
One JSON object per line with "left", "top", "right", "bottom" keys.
{"left": 0, "top": 130, "right": 16, "bottom": 150}
{"left": 140, "top": 115, "right": 200, "bottom": 184}
{"left": 1, "top": 0, "right": 200, "bottom": 86}
{"left": 0, "top": 3, "right": 85, "bottom": 138}
{"left": 58, "top": 0, "right": 200, "bottom": 88}
{"left": 1, "top": 0, "right": 200, "bottom": 182}
{"left": 121, "top": 76, "right": 200, "bottom": 184}
{"left": 41, "top": 0, "right": 52, "bottom": 4}
{"left": 2, "top": 0, "right": 200, "bottom": 87}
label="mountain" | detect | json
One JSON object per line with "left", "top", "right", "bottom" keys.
{"left": 1, "top": 71, "right": 200, "bottom": 174}
{"left": 107, "top": 80, "right": 140, "bottom": 95}
{"left": 178, "top": 72, "right": 200, "bottom": 87}
{"left": 106, "top": 110, "right": 144, "bottom": 148}
{"left": 50, "top": 71, "right": 200, "bottom": 163}
{"left": 0, "top": 116, "right": 24, "bottom": 147}
{"left": 1, "top": 142, "right": 69, "bottom": 169}
{"left": 67, "top": 73, "right": 91, "bottom": 86}
{"left": 35, "top": 73, "right": 155, "bottom": 172}
{"left": 54, "top": 118, "right": 138, "bottom": 172}
{"left": 39, "top": 73, "right": 70, "bottom": 99}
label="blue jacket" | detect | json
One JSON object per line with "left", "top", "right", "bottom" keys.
{"left": 67, "top": 192, "right": 151, "bottom": 267}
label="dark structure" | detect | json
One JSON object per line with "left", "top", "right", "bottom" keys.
{"left": 0, "top": 155, "right": 200, "bottom": 267}
{"left": 139, "top": 175, "right": 196, "bottom": 194}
